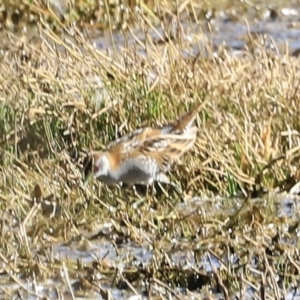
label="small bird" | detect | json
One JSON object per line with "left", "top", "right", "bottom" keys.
{"left": 84, "top": 101, "right": 207, "bottom": 187}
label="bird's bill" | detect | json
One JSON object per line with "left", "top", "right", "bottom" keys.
{"left": 83, "top": 172, "right": 93, "bottom": 186}
{"left": 83, "top": 154, "right": 94, "bottom": 185}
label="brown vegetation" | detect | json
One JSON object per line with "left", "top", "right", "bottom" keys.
{"left": 0, "top": 1, "right": 300, "bottom": 299}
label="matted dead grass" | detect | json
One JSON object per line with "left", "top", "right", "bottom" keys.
{"left": 0, "top": 1, "right": 300, "bottom": 299}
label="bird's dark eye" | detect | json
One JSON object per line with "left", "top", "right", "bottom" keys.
{"left": 93, "top": 165, "right": 99, "bottom": 173}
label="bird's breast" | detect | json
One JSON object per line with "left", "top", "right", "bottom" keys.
{"left": 108, "top": 157, "right": 158, "bottom": 184}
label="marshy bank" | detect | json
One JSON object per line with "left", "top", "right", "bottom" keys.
{"left": 1, "top": 0, "right": 300, "bottom": 299}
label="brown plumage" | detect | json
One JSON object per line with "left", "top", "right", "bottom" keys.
{"left": 84, "top": 101, "right": 207, "bottom": 186}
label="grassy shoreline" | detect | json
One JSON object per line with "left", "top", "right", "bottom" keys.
{"left": 0, "top": 1, "right": 300, "bottom": 298}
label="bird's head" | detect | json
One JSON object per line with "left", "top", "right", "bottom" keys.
{"left": 83, "top": 152, "right": 110, "bottom": 183}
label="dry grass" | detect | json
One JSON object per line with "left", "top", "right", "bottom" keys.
{"left": 0, "top": 1, "right": 300, "bottom": 299}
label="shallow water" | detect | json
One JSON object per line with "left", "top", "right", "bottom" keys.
{"left": 9, "top": 195, "right": 297, "bottom": 299}
{"left": 2, "top": 2, "right": 300, "bottom": 58}
{"left": 87, "top": 4, "right": 300, "bottom": 56}
{"left": 0, "top": 193, "right": 299, "bottom": 299}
